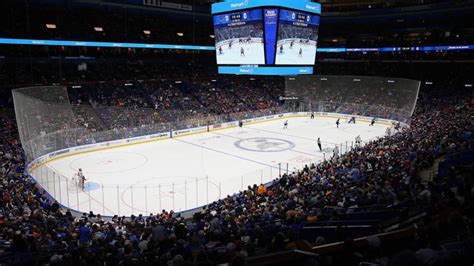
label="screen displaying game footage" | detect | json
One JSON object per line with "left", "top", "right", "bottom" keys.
{"left": 213, "top": 9, "right": 265, "bottom": 65}
{"left": 275, "top": 9, "right": 320, "bottom": 65}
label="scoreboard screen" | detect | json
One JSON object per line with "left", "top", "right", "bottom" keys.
{"left": 275, "top": 9, "right": 320, "bottom": 65}
{"left": 213, "top": 9, "right": 265, "bottom": 65}
{"left": 212, "top": 0, "right": 321, "bottom": 75}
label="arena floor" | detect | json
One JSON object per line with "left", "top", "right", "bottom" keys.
{"left": 35, "top": 116, "right": 391, "bottom": 216}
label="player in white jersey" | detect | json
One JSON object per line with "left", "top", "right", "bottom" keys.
{"left": 283, "top": 120, "right": 288, "bottom": 129}
{"left": 77, "top": 168, "right": 87, "bottom": 191}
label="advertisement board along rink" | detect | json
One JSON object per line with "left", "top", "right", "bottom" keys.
{"left": 31, "top": 115, "right": 393, "bottom": 216}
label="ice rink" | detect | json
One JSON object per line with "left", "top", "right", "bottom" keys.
{"left": 275, "top": 41, "right": 317, "bottom": 65}
{"left": 31, "top": 116, "right": 391, "bottom": 216}
{"left": 216, "top": 41, "right": 265, "bottom": 65}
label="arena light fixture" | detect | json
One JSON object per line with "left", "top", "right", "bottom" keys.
{"left": 210, "top": 35, "right": 215, "bottom": 39}
{"left": 175, "top": 81, "right": 182, "bottom": 84}
{"left": 465, "top": 84, "right": 472, "bottom": 87}
{"left": 177, "top": 32, "right": 184, "bottom": 37}
{"left": 320, "top": 78, "right": 327, "bottom": 81}
{"left": 353, "top": 79, "right": 361, "bottom": 82}
{"left": 387, "top": 80, "right": 395, "bottom": 83}
{"left": 425, "top": 81, "right": 433, "bottom": 85}
{"left": 143, "top": 30, "right": 151, "bottom": 35}
{"left": 94, "top": 27, "right": 103, "bottom": 32}
{"left": 45, "top": 23, "right": 57, "bottom": 29}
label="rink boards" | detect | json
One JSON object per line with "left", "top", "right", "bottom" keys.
{"left": 27, "top": 111, "right": 402, "bottom": 172}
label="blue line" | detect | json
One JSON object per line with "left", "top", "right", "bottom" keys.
{"left": 173, "top": 138, "right": 279, "bottom": 169}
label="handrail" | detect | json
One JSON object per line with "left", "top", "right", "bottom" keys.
{"left": 311, "top": 226, "right": 416, "bottom": 255}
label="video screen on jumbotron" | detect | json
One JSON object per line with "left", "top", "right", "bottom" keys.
{"left": 213, "top": 9, "right": 265, "bottom": 65}
{"left": 275, "top": 9, "right": 320, "bottom": 65}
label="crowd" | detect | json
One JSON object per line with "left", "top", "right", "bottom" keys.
{"left": 1, "top": 75, "right": 473, "bottom": 265}
{"left": 13, "top": 76, "right": 284, "bottom": 161}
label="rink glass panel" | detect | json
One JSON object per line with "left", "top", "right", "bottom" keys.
{"left": 285, "top": 75, "right": 420, "bottom": 124}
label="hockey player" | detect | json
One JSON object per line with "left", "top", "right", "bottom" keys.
{"left": 283, "top": 120, "right": 288, "bottom": 129}
{"left": 299, "top": 48, "right": 303, "bottom": 57}
{"left": 78, "top": 168, "right": 87, "bottom": 191}
{"left": 370, "top": 117, "right": 376, "bottom": 126}
{"left": 348, "top": 116, "right": 356, "bottom": 124}
{"left": 290, "top": 40, "right": 294, "bottom": 49}
{"left": 310, "top": 112, "right": 315, "bottom": 119}
{"left": 280, "top": 44, "right": 284, "bottom": 54}
{"left": 240, "top": 47, "right": 245, "bottom": 57}
{"left": 229, "top": 40, "right": 233, "bottom": 49}
{"left": 336, "top": 118, "right": 340, "bottom": 128}
{"left": 317, "top": 137, "right": 322, "bottom": 152}
{"left": 218, "top": 46, "right": 223, "bottom": 55}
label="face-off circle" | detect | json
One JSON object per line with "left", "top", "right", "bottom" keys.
{"left": 234, "top": 138, "right": 295, "bottom": 152}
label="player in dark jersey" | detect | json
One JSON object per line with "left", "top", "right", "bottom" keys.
{"left": 229, "top": 40, "right": 233, "bottom": 49}
{"left": 218, "top": 46, "right": 223, "bottom": 54}
{"left": 280, "top": 45, "right": 284, "bottom": 54}
{"left": 317, "top": 137, "right": 322, "bottom": 151}
{"left": 299, "top": 48, "right": 303, "bottom": 57}
{"left": 348, "top": 116, "right": 356, "bottom": 124}
{"left": 395, "top": 122, "right": 401, "bottom": 131}
{"left": 310, "top": 112, "right": 315, "bottom": 119}
{"left": 290, "top": 40, "right": 294, "bottom": 49}
{"left": 240, "top": 47, "right": 245, "bottom": 57}
{"left": 336, "top": 118, "right": 340, "bottom": 128}
{"left": 370, "top": 117, "right": 376, "bottom": 126}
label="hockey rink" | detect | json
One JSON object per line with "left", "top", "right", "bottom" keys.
{"left": 275, "top": 41, "right": 317, "bottom": 65}
{"left": 215, "top": 41, "right": 265, "bottom": 65}
{"left": 31, "top": 116, "right": 392, "bottom": 216}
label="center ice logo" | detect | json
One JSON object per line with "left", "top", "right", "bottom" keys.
{"left": 234, "top": 137, "right": 295, "bottom": 152}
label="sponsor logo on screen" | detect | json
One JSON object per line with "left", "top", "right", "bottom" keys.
{"left": 230, "top": 0, "right": 248, "bottom": 8}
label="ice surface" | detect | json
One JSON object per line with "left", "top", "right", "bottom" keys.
{"left": 275, "top": 41, "right": 317, "bottom": 65}
{"left": 216, "top": 41, "right": 265, "bottom": 65}
{"left": 33, "top": 116, "right": 391, "bottom": 216}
